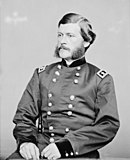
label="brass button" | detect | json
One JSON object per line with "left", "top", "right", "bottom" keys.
{"left": 75, "top": 152, "right": 79, "bottom": 155}
{"left": 70, "top": 95, "right": 75, "bottom": 100}
{"left": 51, "top": 133, "right": 55, "bottom": 137}
{"left": 48, "top": 102, "right": 52, "bottom": 107}
{"left": 68, "top": 111, "right": 72, "bottom": 116}
{"left": 52, "top": 78, "right": 57, "bottom": 82}
{"left": 55, "top": 71, "right": 60, "bottom": 76}
{"left": 77, "top": 66, "right": 81, "bottom": 70}
{"left": 75, "top": 72, "right": 80, "bottom": 77}
{"left": 48, "top": 93, "right": 52, "bottom": 98}
{"left": 74, "top": 79, "right": 78, "bottom": 84}
{"left": 65, "top": 128, "right": 69, "bottom": 133}
{"left": 50, "top": 137, "right": 54, "bottom": 143}
{"left": 70, "top": 152, "right": 74, "bottom": 156}
{"left": 68, "top": 104, "right": 73, "bottom": 109}
{"left": 49, "top": 126, "right": 53, "bottom": 131}
{"left": 57, "top": 64, "right": 62, "bottom": 69}
{"left": 65, "top": 153, "right": 69, "bottom": 157}
{"left": 47, "top": 111, "right": 51, "bottom": 115}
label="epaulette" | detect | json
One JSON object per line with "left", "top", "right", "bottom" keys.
{"left": 38, "top": 66, "right": 46, "bottom": 73}
{"left": 97, "top": 69, "right": 108, "bottom": 79}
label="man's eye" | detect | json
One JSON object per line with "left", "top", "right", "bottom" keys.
{"left": 68, "top": 34, "right": 74, "bottom": 37}
{"left": 58, "top": 34, "right": 62, "bottom": 37}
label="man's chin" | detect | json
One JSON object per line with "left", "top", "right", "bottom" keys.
{"left": 59, "top": 51, "right": 71, "bottom": 59}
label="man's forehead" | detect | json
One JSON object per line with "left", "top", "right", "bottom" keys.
{"left": 58, "top": 23, "right": 81, "bottom": 34}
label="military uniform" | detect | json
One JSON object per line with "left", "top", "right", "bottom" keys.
{"left": 12, "top": 57, "right": 119, "bottom": 159}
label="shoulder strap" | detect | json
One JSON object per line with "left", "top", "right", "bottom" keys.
{"left": 97, "top": 69, "right": 108, "bottom": 79}
{"left": 38, "top": 66, "right": 47, "bottom": 74}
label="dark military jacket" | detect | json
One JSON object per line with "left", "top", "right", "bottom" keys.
{"left": 13, "top": 57, "right": 120, "bottom": 158}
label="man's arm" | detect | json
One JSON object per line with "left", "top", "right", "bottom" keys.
{"left": 13, "top": 69, "right": 41, "bottom": 151}
{"left": 54, "top": 75, "right": 120, "bottom": 157}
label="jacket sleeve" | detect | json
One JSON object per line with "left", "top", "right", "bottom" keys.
{"left": 13, "top": 69, "right": 41, "bottom": 150}
{"left": 56, "top": 74, "right": 120, "bottom": 156}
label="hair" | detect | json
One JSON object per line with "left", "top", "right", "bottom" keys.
{"left": 58, "top": 13, "right": 96, "bottom": 51}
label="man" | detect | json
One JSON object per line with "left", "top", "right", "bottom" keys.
{"left": 7, "top": 13, "right": 120, "bottom": 160}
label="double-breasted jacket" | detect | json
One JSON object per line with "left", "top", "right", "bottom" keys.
{"left": 13, "top": 57, "right": 120, "bottom": 158}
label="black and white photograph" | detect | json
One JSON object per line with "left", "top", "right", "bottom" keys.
{"left": 0, "top": 0, "right": 130, "bottom": 160}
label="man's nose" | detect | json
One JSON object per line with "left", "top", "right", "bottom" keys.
{"left": 60, "top": 35, "right": 67, "bottom": 44}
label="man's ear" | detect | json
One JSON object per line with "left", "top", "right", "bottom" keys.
{"left": 83, "top": 41, "right": 90, "bottom": 48}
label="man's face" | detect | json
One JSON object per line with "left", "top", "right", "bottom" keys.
{"left": 55, "top": 23, "right": 87, "bottom": 61}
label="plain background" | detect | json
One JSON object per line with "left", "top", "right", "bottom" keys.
{"left": 0, "top": 0, "right": 130, "bottom": 159}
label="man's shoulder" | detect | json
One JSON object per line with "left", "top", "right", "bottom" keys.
{"left": 87, "top": 62, "right": 109, "bottom": 79}
{"left": 87, "top": 62, "right": 99, "bottom": 71}
{"left": 37, "top": 61, "right": 61, "bottom": 74}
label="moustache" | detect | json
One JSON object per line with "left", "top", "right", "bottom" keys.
{"left": 59, "top": 46, "right": 70, "bottom": 51}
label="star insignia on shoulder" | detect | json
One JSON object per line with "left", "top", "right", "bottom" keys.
{"left": 97, "top": 69, "right": 108, "bottom": 79}
{"left": 38, "top": 66, "right": 46, "bottom": 73}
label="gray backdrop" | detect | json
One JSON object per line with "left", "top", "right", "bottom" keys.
{"left": 0, "top": 0, "right": 130, "bottom": 159}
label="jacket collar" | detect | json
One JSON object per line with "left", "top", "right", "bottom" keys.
{"left": 61, "top": 57, "right": 86, "bottom": 67}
